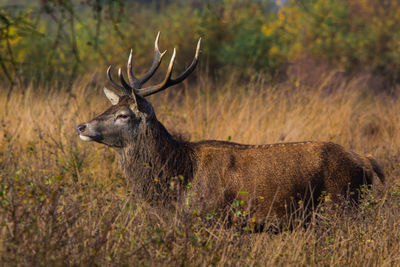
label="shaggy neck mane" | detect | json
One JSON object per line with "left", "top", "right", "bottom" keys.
{"left": 118, "top": 118, "right": 194, "bottom": 202}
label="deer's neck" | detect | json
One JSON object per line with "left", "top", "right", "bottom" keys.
{"left": 118, "top": 119, "right": 194, "bottom": 201}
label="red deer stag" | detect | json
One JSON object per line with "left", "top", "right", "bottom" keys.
{"left": 76, "top": 33, "right": 384, "bottom": 222}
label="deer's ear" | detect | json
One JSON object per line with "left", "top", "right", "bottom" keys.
{"left": 103, "top": 87, "right": 120, "bottom": 105}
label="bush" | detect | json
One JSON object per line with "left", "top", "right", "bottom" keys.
{"left": 1, "top": 0, "right": 400, "bottom": 88}
{"left": 0, "top": 0, "right": 281, "bottom": 87}
{"left": 263, "top": 0, "right": 400, "bottom": 81}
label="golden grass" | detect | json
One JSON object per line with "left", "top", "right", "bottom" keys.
{"left": 0, "top": 73, "right": 399, "bottom": 265}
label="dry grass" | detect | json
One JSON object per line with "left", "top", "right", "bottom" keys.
{"left": 0, "top": 72, "right": 400, "bottom": 266}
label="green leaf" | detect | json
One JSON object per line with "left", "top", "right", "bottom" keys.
{"left": 206, "top": 214, "right": 214, "bottom": 220}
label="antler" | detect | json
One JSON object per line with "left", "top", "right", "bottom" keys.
{"left": 106, "top": 32, "right": 201, "bottom": 98}
{"left": 127, "top": 32, "right": 167, "bottom": 89}
{"left": 136, "top": 38, "right": 201, "bottom": 97}
{"left": 107, "top": 66, "right": 130, "bottom": 95}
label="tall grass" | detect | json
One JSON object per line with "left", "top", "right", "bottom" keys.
{"left": 0, "top": 73, "right": 400, "bottom": 265}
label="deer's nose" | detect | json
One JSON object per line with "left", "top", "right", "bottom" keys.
{"left": 76, "top": 124, "right": 87, "bottom": 135}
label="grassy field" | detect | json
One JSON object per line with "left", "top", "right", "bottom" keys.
{"left": 0, "top": 72, "right": 400, "bottom": 265}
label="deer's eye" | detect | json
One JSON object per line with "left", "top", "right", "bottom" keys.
{"left": 116, "top": 114, "right": 129, "bottom": 120}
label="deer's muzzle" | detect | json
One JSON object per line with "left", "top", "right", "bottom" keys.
{"left": 76, "top": 124, "right": 87, "bottom": 135}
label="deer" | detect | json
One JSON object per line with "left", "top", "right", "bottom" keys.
{"left": 76, "top": 33, "right": 385, "bottom": 225}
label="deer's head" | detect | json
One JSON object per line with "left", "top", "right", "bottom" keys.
{"left": 76, "top": 33, "right": 201, "bottom": 148}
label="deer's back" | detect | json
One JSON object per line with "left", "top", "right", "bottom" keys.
{"left": 189, "top": 141, "right": 374, "bottom": 218}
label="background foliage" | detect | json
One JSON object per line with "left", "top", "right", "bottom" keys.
{"left": 2, "top": 0, "right": 400, "bottom": 90}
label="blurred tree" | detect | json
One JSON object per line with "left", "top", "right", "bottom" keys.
{"left": 1, "top": 0, "right": 400, "bottom": 89}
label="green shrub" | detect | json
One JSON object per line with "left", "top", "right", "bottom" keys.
{"left": 1, "top": 0, "right": 400, "bottom": 88}
{"left": 263, "top": 0, "right": 400, "bottom": 80}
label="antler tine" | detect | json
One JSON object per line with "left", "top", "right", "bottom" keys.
{"left": 118, "top": 68, "right": 133, "bottom": 93}
{"left": 127, "top": 49, "right": 137, "bottom": 84}
{"left": 134, "top": 48, "right": 176, "bottom": 96}
{"left": 107, "top": 66, "right": 130, "bottom": 95}
{"left": 170, "top": 38, "right": 201, "bottom": 84}
{"left": 136, "top": 38, "right": 201, "bottom": 97}
{"left": 127, "top": 32, "right": 167, "bottom": 90}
